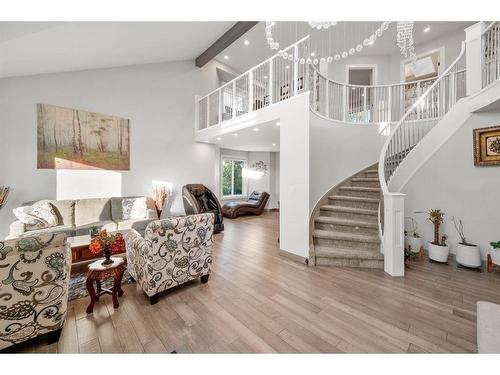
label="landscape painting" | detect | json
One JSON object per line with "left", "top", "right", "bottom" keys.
{"left": 37, "top": 104, "right": 130, "bottom": 170}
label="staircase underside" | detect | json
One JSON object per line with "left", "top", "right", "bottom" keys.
{"left": 312, "top": 166, "right": 383, "bottom": 268}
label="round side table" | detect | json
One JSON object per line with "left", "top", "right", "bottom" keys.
{"left": 86, "top": 257, "right": 126, "bottom": 314}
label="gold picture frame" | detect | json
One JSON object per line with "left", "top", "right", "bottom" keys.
{"left": 473, "top": 125, "right": 500, "bottom": 166}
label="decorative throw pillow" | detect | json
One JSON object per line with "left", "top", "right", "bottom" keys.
{"left": 13, "top": 202, "right": 59, "bottom": 231}
{"left": 122, "top": 197, "right": 147, "bottom": 220}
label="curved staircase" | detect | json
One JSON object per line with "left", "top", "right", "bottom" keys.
{"left": 311, "top": 166, "right": 383, "bottom": 268}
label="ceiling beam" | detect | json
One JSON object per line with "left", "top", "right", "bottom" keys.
{"left": 195, "top": 22, "right": 258, "bottom": 68}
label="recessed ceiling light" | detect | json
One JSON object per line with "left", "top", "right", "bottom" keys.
{"left": 204, "top": 140, "right": 209, "bottom": 143}
{"left": 276, "top": 121, "right": 280, "bottom": 126}
{"left": 368, "top": 40, "right": 374, "bottom": 45}
{"left": 264, "top": 75, "right": 268, "bottom": 79}
{"left": 272, "top": 143, "right": 277, "bottom": 146}
{"left": 253, "top": 127, "right": 259, "bottom": 132}
{"left": 311, "top": 52, "right": 316, "bottom": 57}
{"left": 244, "top": 40, "right": 250, "bottom": 45}
{"left": 224, "top": 55, "right": 229, "bottom": 60}
{"left": 423, "top": 26, "right": 431, "bottom": 33}
{"left": 233, "top": 133, "right": 238, "bottom": 137}
{"left": 217, "top": 137, "right": 222, "bottom": 141}
{"left": 285, "top": 65, "right": 289, "bottom": 69}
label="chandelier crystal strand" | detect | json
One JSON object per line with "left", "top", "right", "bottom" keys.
{"left": 265, "top": 21, "right": 392, "bottom": 65}
{"left": 396, "top": 21, "right": 416, "bottom": 61}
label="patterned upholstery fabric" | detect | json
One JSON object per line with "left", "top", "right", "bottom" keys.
{"left": 125, "top": 213, "right": 214, "bottom": 298}
{"left": 0, "top": 233, "right": 71, "bottom": 350}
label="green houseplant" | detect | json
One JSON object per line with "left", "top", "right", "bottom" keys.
{"left": 416, "top": 209, "right": 449, "bottom": 263}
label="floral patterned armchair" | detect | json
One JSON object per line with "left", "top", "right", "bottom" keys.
{"left": 125, "top": 213, "right": 214, "bottom": 305}
{"left": 0, "top": 233, "right": 71, "bottom": 350}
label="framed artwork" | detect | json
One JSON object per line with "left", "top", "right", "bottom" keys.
{"left": 473, "top": 125, "right": 500, "bottom": 166}
{"left": 37, "top": 104, "right": 130, "bottom": 170}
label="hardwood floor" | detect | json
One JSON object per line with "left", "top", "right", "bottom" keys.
{"left": 13, "top": 212, "right": 500, "bottom": 353}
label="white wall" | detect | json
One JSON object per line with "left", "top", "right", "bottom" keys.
{"left": 309, "top": 112, "right": 388, "bottom": 211}
{"left": 402, "top": 110, "right": 500, "bottom": 260}
{"left": 0, "top": 59, "right": 231, "bottom": 238}
{"left": 325, "top": 28, "right": 467, "bottom": 85}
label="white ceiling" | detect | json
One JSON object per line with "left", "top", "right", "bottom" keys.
{"left": 0, "top": 22, "right": 234, "bottom": 78}
{"left": 204, "top": 119, "right": 280, "bottom": 152}
{"left": 215, "top": 21, "right": 474, "bottom": 73}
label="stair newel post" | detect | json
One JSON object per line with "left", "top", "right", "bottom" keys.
{"left": 325, "top": 77, "right": 330, "bottom": 118}
{"left": 382, "top": 193, "right": 405, "bottom": 277}
{"left": 465, "top": 22, "right": 487, "bottom": 96}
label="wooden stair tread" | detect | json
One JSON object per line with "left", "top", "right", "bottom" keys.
{"left": 328, "top": 195, "right": 380, "bottom": 203}
{"left": 351, "top": 177, "right": 380, "bottom": 182}
{"left": 315, "top": 216, "right": 378, "bottom": 228}
{"left": 314, "top": 246, "right": 384, "bottom": 259}
{"left": 312, "top": 229, "right": 380, "bottom": 243}
{"left": 320, "top": 205, "right": 378, "bottom": 215}
{"left": 339, "top": 186, "right": 381, "bottom": 192}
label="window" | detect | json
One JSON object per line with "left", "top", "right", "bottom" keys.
{"left": 222, "top": 158, "right": 246, "bottom": 197}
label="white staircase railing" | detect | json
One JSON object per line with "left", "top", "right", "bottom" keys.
{"left": 482, "top": 21, "right": 500, "bottom": 88}
{"left": 377, "top": 41, "right": 466, "bottom": 276}
{"left": 378, "top": 42, "right": 467, "bottom": 188}
{"left": 196, "top": 36, "right": 310, "bottom": 130}
{"left": 309, "top": 68, "right": 444, "bottom": 124}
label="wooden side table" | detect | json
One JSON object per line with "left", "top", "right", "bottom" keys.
{"left": 86, "top": 257, "right": 126, "bottom": 314}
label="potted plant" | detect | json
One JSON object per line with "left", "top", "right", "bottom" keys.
{"left": 417, "top": 209, "right": 449, "bottom": 263}
{"left": 404, "top": 217, "right": 422, "bottom": 254}
{"left": 89, "top": 225, "right": 99, "bottom": 238}
{"left": 489, "top": 241, "right": 500, "bottom": 272}
{"left": 89, "top": 230, "right": 125, "bottom": 265}
{"left": 452, "top": 217, "right": 481, "bottom": 268}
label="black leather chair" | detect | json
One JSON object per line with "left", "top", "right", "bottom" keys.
{"left": 182, "top": 184, "right": 224, "bottom": 233}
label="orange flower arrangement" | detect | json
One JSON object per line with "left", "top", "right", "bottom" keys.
{"left": 90, "top": 230, "right": 125, "bottom": 265}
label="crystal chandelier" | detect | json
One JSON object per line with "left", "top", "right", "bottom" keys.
{"left": 265, "top": 21, "right": 392, "bottom": 65}
{"left": 308, "top": 21, "right": 338, "bottom": 30}
{"left": 396, "top": 21, "right": 416, "bottom": 60}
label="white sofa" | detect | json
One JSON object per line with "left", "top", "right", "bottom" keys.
{"left": 0, "top": 233, "right": 71, "bottom": 350}
{"left": 8, "top": 196, "right": 158, "bottom": 239}
{"left": 477, "top": 301, "right": 500, "bottom": 353}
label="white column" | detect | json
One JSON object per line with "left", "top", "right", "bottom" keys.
{"left": 465, "top": 22, "right": 487, "bottom": 96}
{"left": 383, "top": 193, "right": 405, "bottom": 277}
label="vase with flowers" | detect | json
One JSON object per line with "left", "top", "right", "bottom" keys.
{"left": 89, "top": 230, "right": 125, "bottom": 265}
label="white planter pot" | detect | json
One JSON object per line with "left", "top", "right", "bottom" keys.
{"left": 491, "top": 247, "right": 500, "bottom": 266}
{"left": 428, "top": 242, "right": 450, "bottom": 263}
{"left": 408, "top": 237, "right": 422, "bottom": 253}
{"left": 456, "top": 243, "right": 481, "bottom": 268}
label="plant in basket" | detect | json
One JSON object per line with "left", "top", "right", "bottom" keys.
{"left": 89, "top": 230, "right": 125, "bottom": 265}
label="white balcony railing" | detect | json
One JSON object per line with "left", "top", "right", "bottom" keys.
{"left": 309, "top": 68, "right": 455, "bottom": 124}
{"left": 196, "top": 36, "right": 466, "bottom": 130}
{"left": 196, "top": 36, "right": 310, "bottom": 130}
{"left": 482, "top": 21, "right": 500, "bottom": 88}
